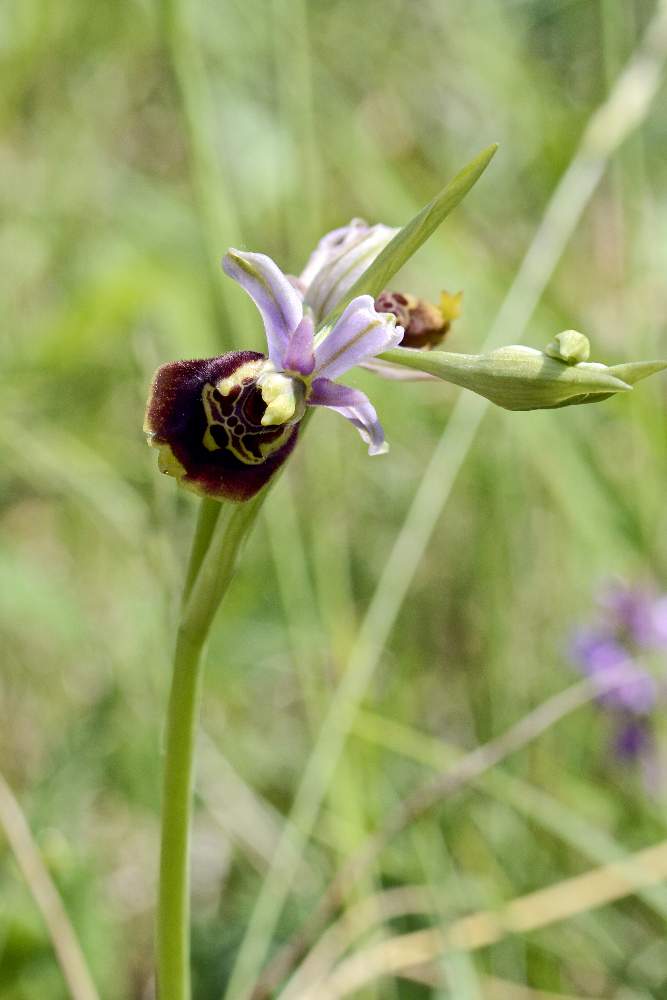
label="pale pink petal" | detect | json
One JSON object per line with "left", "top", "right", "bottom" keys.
{"left": 283, "top": 315, "right": 315, "bottom": 375}
{"left": 300, "top": 220, "right": 399, "bottom": 321}
{"left": 223, "top": 249, "right": 303, "bottom": 367}
{"left": 307, "top": 377, "right": 388, "bottom": 455}
{"left": 313, "top": 295, "right": 403, "bottom": 380}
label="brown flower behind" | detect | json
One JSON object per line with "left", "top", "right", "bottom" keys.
{"left": 375, "top": 290, "right": 462, "bottom": 350}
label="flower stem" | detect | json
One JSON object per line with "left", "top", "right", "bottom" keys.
{"left": 157, "top": 494, "right": 265, "bottom": 1000}
{"left": 182, "top": 498, "right": 222, "bottom": 607}
{"left": 157, "top": 626, "right": 206, "bottom": 1000}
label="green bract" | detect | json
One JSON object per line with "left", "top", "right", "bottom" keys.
{"left": 379, "top": 343, "right": 667, "bottom": 411}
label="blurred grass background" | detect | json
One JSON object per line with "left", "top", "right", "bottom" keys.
{"left": 2, "top": 0, "right": 667, "bottom": 997}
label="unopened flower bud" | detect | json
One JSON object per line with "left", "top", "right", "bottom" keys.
{"left": 374, "top": 289, "right": 462, "bottom": 349}
{"left": 377, "top": 343, "right": 639, "bottom": 410}
{"left": 545, "top": 330, "right": 591, "bottom": 365}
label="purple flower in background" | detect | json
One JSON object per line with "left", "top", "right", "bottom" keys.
{"left": 614, "top": 718, "right": 652, "bottom": 760}
{"left": 571, "top": 583, "right": 667, "bottom": 763}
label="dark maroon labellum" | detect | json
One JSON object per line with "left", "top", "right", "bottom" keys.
{"left": 144, "top": 352, "right": 299, "bottom": 502}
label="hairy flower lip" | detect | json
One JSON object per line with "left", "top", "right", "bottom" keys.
{"left": 144, "top": 351, "right": 300, "bottom": 502}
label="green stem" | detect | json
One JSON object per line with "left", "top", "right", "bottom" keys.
{"left": 181, "top": 498, "right": 222, "bottom": 607}
{"left": 157, "top": 626, "right": 205, "bottom": 1000}
{"left": 157, "top": 495, "right": 266, "bottom": 1000}
{"left": 154, "top": 142, "right": 500, "bottom": 998}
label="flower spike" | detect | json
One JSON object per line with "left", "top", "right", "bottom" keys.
{"left": 147, "top": 207, "right": 666, "bottom": 503}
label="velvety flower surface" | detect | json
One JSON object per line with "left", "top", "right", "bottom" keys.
{"left": 144, "top": 238, "right": 403, "bottom": 502}
{"left": 570, "top": 583, "right": 667, "bottom": 762}
{"left": 144, "top": 352, "right": 300, "bottom": 502}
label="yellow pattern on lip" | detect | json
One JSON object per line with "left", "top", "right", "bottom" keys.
{"left": 215, "top": 360, "right": 264, "bottom": 396}
{"left": 201, "top": 380, "right": 295, "bottom": 467}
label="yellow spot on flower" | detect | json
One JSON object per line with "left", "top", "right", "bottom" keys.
{"left": 216, "top": 361, "right": 264, "bottom": 397}
{"left": 259, "top": 372, "right": 298, "bottom": 426}
{"left": 439, "top": 290, "right": 463, "bottom": 324}
{"left": 156, "top": 443, "right": 187, "bottom": 480}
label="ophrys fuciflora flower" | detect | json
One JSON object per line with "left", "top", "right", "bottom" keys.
{"left": 145, "top": 219, "right": 667, "bottom": 501}
{"left": 144, "top": 223, "right": 406, "bottom": 501}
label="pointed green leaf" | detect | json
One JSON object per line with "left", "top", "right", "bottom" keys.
{"left": 318, "top": 143, "right": 498, "bottom": 331}
{"left": 607, "top": 359, "right": 667, "bottom": 385}
{"left": 549, "top": 358, "right": 667, "bottom": 406}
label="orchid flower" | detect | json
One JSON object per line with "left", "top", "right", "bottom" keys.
{"left": 145, "top": 217, "right": 667, "bottom": 504}
{"left": 149, "top": 148, "right": 667, "bottom": 1000}
{"left": 292, "top": 218, "right": 461, "bottom": 379}
{"left": 570, "top": 582, "right": 667, "bottom": 771}
{"left": 144, "top": 245, "right": 403, "bottom": 502}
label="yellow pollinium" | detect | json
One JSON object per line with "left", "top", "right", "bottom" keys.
{"left": 258, "top": 368, "right": 307, "bottom": 427}
{"left": 259, "top": 373, "right": 297, "bottom": 425}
